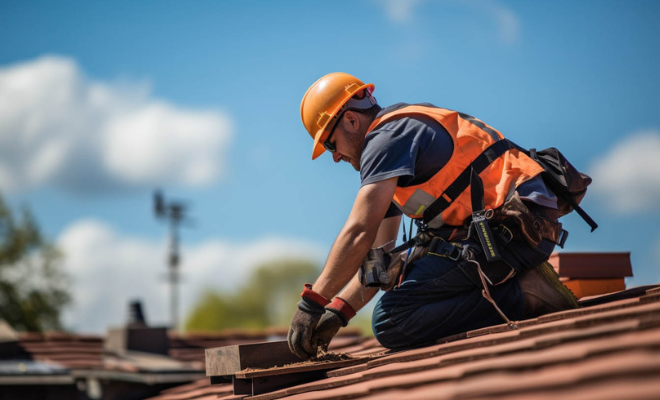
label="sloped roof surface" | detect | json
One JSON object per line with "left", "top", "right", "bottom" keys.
{"left": 16, "top": 332, "right": 104, "bottom": 369}
{"left": 148, "top": 336, "right": 382, "bottom": 400}
{"left": 10, "top": 331, "right": 206, "bottom": 374}
{"left": 149, "top": 285, "right": 660, "bottom": 400}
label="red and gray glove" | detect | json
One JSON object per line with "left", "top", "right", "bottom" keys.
{"left": 287, "top": 284, "right": 356, "bottom": 359}
{"left": 314, "top": 297, "right": 356, "bottom": 353}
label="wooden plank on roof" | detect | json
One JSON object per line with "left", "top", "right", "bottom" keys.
{"left": 205, "top": 341, "right": 303, "bottom": 377}
{"left": 232, "top": 377, "right": 252, "bottom": 395}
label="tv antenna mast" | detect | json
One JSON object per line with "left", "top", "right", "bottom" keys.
{"left": 153, "top": 190, "right": 191, "bottom": 331}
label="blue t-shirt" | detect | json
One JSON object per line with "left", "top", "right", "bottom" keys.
{"left": 359, "top": 104, "right": 557, "bottom": 219}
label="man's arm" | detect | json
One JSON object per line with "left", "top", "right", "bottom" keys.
{"left": 334, "top": 213, "right": 401, "bottom": 312}
{"left": 312, "top": 176, "right": 399, "bottom": 300}
{"left": 288, "top": 177, "right": 398, "bottom": 358}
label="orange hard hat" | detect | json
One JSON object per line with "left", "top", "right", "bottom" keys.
{"left": 300, "top": 73, "right": 375, "bottom": 160}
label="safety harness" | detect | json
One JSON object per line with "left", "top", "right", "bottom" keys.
{"left": 364, "top": 138, "right": 597, "bottom": 329}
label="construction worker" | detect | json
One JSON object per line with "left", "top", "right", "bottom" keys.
{"left": 288, "top": 73, "right": 585, "bottom": 359}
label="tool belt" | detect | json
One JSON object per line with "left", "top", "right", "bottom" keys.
{"left": 359, "top": 192, "right": 565, "bottom": 292}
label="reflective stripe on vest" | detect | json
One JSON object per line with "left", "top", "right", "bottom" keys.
{"left": 366, "top": 105, "right": 545, "bottom": 228}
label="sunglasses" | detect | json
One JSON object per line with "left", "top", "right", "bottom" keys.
{"left": 323, "top": 111, "right": 346, "bottom": 153}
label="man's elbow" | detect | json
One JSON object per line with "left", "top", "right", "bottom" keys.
{"left": 342, "top": 219, "right": 377, "bottom": 247}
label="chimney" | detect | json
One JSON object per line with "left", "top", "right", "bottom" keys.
{"left": 127, "top": 300, "right": 147, "bottom": 327}
{"left": 105, "top": 300, "right": 169, "bottom": 355}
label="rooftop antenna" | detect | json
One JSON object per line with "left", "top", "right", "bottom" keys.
{"left": 153, "top": 189, "right": 191, "bottom": 331}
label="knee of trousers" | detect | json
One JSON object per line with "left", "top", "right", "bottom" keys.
{"left": 371, "top": 295, "right": 405, "bottom": 349}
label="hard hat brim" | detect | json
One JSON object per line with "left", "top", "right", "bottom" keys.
{"left": 312, "top": 128, "right": 326, "bottom": 160}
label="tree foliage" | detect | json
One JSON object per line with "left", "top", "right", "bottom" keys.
{"left": 185, "top": 259, "right": 319, "bottom": 331}
{"left": 0, "top": 195, "right": 71, "bottom": 331}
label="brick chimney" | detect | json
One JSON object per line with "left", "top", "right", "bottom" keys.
{"left": 105, "top": 300, "right": 169, "bottom": 355}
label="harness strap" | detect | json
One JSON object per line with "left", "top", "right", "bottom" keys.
{"left": 470, "top": 166, "right": 485, "bottom": 213}
{"left": 423, "top": 139, "right": 515, "bottom": 225}
{"left": 422, "top": 138, "right": 598, "bottom": 233}
{"left": 390, "top": 237, "right": 416, "bottom": 254}
{"left": 469, "top": 167, "right": 502, "bottom": 262}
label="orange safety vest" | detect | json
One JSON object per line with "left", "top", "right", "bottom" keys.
{"left": 366, "top": 105, "right": 545, "bottom": 228}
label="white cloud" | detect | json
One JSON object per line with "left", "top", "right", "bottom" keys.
{"left": 0, "top": 55, "right": 232, "bottom": 194}
{"left": 379, "top": 0, "right": 425, "bottom": 24}
{"left": 57, "top": 219, "right": 325, "bottom": 333}
{"left": 589, "top": 130, "right": 660, "bottom": 213}
{"left": 482, "top": 0, "right": 519, "bottom": 46}
{"left": 374, "top": 0, "right": 520, "bottom": 45}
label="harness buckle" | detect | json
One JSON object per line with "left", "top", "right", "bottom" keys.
{"left": 428, "top": 238, "right": 462, "bottom": 261}
{"left": 494, "top": 224, "right": 514, "bottom": 245}
{"left": 558, "top": 229, "right": 569, "bottom": 249}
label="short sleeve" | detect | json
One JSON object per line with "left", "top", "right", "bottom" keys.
{"left": 360, "top": 115, "right": 453, "bottom": 188}
{"left": 360, "top": 126, "right": 418, "bottom": 187}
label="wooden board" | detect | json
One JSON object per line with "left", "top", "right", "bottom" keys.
{"left": 205, "top": 341, "right": 304, "bottom": 376}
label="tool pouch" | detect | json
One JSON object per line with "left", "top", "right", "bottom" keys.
{"left": 359, "top": 247, "right": 392, "bottom": 289}
{"left": 491, "top": 192, "right": 566, "bottom": 250}
{"left": 359, "top": 245, "right": 428, "bottom": 292}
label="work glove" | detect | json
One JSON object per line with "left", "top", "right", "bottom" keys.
{"left": 313, "top": 312, "right": 344, "bottom": 353}
{"left": 288, "top": 284, "right": 330, "bottom": 359}
{"left": 314, "top": 296, "right": 358, "bottom": 353}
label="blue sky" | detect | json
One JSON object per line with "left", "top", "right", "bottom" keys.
{"left": 1, "top": 0, "right": 659, "bottom": 332}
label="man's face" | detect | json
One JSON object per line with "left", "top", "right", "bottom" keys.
{"left": 327, "top": 112, "right": 364, "bottom": 171}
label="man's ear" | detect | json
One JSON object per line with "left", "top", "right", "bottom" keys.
{"left": 343, "top": 111, "right": 360, "bottom": 132}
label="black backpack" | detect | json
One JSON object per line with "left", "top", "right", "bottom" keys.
{"left": 524, "top": 146, "right": 596, "bottom": 231}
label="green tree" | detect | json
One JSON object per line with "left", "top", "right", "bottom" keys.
{"left": 0, "top": 195, "right": 71, "bottom": 332}
{"left": 185, "top": 259, "right": 319, "bottom": 331}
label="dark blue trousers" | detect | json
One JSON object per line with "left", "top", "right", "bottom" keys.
{"left": 372, "top": 251, "right": 525, "bottom": 349}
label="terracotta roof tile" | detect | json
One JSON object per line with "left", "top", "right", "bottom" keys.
{"left": 146, "top": 285, "right": 660, "bottom": 400}
{"left": 502, "top": 377, "right": 660, "bottom": 400}
{"left": 147, "top": 378, "right": 233, "bottom": 400}
{"left": 11, "top": 332, "right": 105, "bottom": 370}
